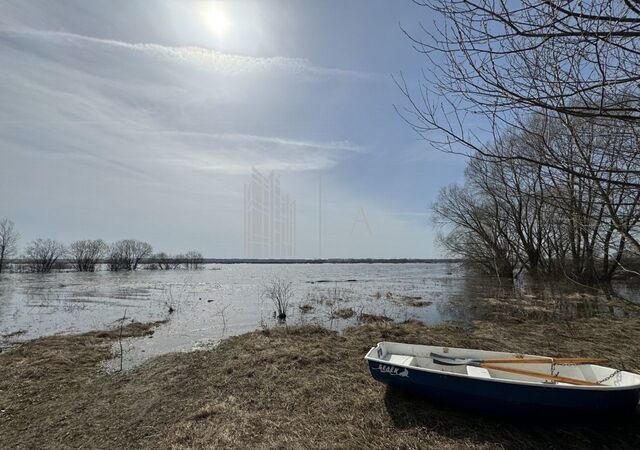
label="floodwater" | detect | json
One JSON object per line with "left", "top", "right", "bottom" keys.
{"left": 0, "top": 263, "right": 637, "bottom": 369}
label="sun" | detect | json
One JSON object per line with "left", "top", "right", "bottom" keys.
{"left": 201, "top": 3, "right": 231, "bottom": 37}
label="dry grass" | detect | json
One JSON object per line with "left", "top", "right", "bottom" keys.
{"left": 403, "top": 298, "right": 432, "bottom": 307}
{"left": 399, "top": 295, "right": 433, "bottom": 308}
{"left": 358, "top": 313, "right": 393, "bottom": 323}
{"left": 331, "top": 307, "right": 356, "bottom": 319}
{"left": 2, "top": 315, "right": 640, "bottom": 449}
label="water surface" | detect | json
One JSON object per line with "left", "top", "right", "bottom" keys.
{"left": 1, "top": 263, "right": 637, "bottom": 369}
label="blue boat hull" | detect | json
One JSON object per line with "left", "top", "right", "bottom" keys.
{"left": 368, "top": 361, "right": 640, "bottom": 416}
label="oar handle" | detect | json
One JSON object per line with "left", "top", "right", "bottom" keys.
{"left": 483, "top": 358, "right": 608, "bottom": 365}
{"left": 480, "top": 363, "right": 602, "bottom": 386}
{"left": 430, "top": 352, "right": 607, "bottom": 366}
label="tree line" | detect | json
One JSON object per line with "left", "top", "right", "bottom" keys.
{"left": 399, "top": 0, "right": 640, "bottom": 283}
{"left": 0, "top": 219, "right": 203, "bottom": 273}
{"left": 432, "top": 114, "right": 639, "bottom": 282}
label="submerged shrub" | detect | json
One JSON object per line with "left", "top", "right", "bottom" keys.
{"left": 262, "top": 277, "right": 294, "bottom": 320}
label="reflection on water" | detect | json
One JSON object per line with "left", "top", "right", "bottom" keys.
{"left": 0, "top": 263, "right": 637, "bottom": 369}
{"left": 441, "top": 274, "right": 638, "bottom": 324}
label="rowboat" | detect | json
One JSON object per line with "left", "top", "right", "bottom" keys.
{"left": 364, "top": 342, "right": 640, "bottom": 416}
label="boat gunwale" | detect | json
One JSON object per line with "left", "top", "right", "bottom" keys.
{"left": 364, "top": 341, "right": 640, "bottom": 392}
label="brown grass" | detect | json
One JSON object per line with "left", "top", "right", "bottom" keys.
{"left": 404, "top": 298, "right": 432, "bottom": 307}
{"left": 331, "top": 307, "right": 356, "bottom": 319}
{"left": 298, "top": 304, "right": 314, "bottom": 314}
{"left": 359, "top": 313, "right": 393, "bottom": 323}
{"left": 1, "top": 315, "right": 640, "bottom": 449}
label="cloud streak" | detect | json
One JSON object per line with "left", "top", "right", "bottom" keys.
{"left": 146, "top": 131, "right": 365, "bottom": 174}
{"left": 0, "top": 27, "right": 380, "bottom": 81}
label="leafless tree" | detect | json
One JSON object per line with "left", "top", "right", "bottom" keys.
{"left": 68, "top": 239, "right": 108, "bottom": 272}
{"left": 184, "top": 250, "right": 204, "bottom": 270}
{"left": 262, "top": 277, "right": 294, "bottom": 320}
{"left": 24, "top": 238, "right": 66, "bottom": 273}
{"left": 433, "top": 183, "right": 517, "bottom": 277}
{"left": 405, "top": 1, "right": 640, "bottom": 122}
{"left": 107, "top": 244, "right": 126, "bottom": 272}
{"left": 433, "top": 114, "right": 639, "bottom": 283}
{"left": 153, "top": 252, "right": 181, "bottom": 270}
{"left": 107, "top": 239, "right": 153, "bottom": 271}
{"left": 0, "top": 219, "right": 19, "bottom": 273}
{"left": 401, "top": 0, "right": 640, "bottom": 258}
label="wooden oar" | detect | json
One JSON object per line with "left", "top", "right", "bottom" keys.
{"left": 480, "top": 357, "right": 607, "bottom": 364}
{"left": 480, "top": 363, "right": 602, "bottom": 386}
{"left": 430, "top": 353, "right": 603, "bottom": 386}
{"left": 430, "top": 353, "right": 607, "bottom": 365}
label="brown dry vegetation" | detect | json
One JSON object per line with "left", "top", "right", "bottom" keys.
{"left": 331, "top": 307, "right": 356, "bottom": 319}
{"left": 298, "top": 304, "right": 314, "bottom": 314}
{"left": 358, "top": 313, "right": 393, "bottom": 324}
{"left": 1, "top": 313, "right": 640, "bottom": 449}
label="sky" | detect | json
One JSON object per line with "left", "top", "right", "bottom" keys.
{"left": 0, "top": 0, "right": 467, "bottom": 258}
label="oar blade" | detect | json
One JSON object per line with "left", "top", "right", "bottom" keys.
{"left": 430, "top": 352, "right": 473, "bottom": 366}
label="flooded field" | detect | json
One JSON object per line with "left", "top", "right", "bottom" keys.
{"left": 1, "top": 262, "right": 638, "bottom": 369}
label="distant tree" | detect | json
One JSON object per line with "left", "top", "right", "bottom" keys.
{"left": 154, "top": 252, "right": 170, "bottom": 270}
{"left": 184, "top": 250, "right": 204, "bottom": 270}
{"left": 107, "top": 243, "right": 126, "bottom": 272}
{"left": 108, "top": 239, "right": 153, "bottom": 271}
{"left": 0, "top": 219, "right": 19, "bottom": 273}
{"left": 154, "top": 252, "right": 182, "bottom": 270}
{"left": 69, "top": 239, "right": 108, "bottom": 272}
{"left": 24, "top": 238, "right": 66, "bottom": 273}
{"left": 128, "top": 240, "right": 153, "bottom": 270}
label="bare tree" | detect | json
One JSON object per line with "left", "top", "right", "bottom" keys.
{"left": 433, "top": 183, "right": 517, "bottom": 277}
{"left": 406, "top": 1, "right": 640, "bottom": 120}
{"left": 129, "top": 240, "right": 152, "bottom": 270}
{"left": 401, "top": 0, "right": 640, "bottom": 256}
{"left": 0, "top": 219, "right": 19, "bottom": 273}
{"left": 69, "top": 239, "right": 108, "bottom": 272}
{"left": 24, "top": 238, "right": 66, "bottom": 273}
{"left": 262, "top": 277, "right": 294, "bottom": 320}
{"left": 184, "top": 250, "right": 204, "bottom": 270}
{"left": 397, "top": 0, "right": 640, "bottom": 187}
{"left": 433, "top": 114, "right": 640, "bottom": 283}
{"left": 154, "top": 252, "right": 172, "bottom": 270}
{"left": 108, "top": 239, "right": 153, "bottom": 271}
{"left": 107, "top": 243, "right": 127, "bottom": 272}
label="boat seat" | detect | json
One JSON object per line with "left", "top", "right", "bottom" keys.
{"left": 467, "top": 366, "right": 492, "bottom": 379}
{"left": 388, "top": 355, "right": 415, "bottom": 366}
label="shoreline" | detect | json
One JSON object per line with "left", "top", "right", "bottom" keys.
{"left": 2, "top": 308, "right": 640, "bottom": 449}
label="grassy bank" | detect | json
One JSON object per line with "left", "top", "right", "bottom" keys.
{"left": 1, "top": 314, "right": 640, "bottom": 449}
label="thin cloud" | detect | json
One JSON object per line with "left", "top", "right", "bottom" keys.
{"left": 151, "top": 131, "right": 366, "bottom": 153}
{"left": 156, "top": 132, "right": 364, "bottom": 174}
{"left": 0, "top": 27, "right": 381, "bottom": 81}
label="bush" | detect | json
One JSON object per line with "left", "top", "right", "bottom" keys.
{"left": 262, "top": 278, "right": 294, "bottom": 320}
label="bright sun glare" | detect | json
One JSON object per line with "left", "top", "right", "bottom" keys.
{"left": 201, "top": 3, "right": 231, "bottom": 37}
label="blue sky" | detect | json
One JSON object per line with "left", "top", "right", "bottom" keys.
{"left": 0, "top": 0, "right": 467, "bottom": 258}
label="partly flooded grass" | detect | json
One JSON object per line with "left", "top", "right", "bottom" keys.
{"left": 3, "top": 264, "right": 640, "bottom": 371}
{"left": 2, "top": 299, "right": 640, "bottom": 449}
